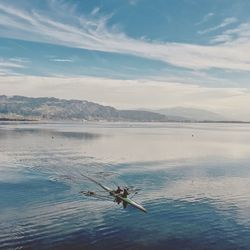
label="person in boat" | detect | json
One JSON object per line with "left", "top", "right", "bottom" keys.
{"left": 114, "top": 186, "right": 122, "bottom": 204}
{"left": 122, "top": 188, "right": 129, "bottom": 198}
{"left": 115, "top": 196, "right": 122, "bottom": 204}
{"left": 114, "top": 186, "right": 123, "bottom": 194}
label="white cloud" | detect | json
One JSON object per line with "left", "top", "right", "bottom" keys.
{"left": 9, "top": 57, "right": 30, "bottom": 63}
{"left": 196, "top": 12, "right": 214, "bottom": 25}
{"left": 1, "top": 75, "right": 250, "bottom": 120}
{"left": 49, "top": 58, "right": 74, "bottom": 62}
{"left": 211, "top": 22, "right": 250, "bottom": 44}
{"left": 0, "top": 58, "right": 24, "bottom": 68}
{"left": 0, "top": 58, "right": 25, "bottom": 75}
{"left": 91, "top": 7, "right": 100, "bottom": 15}
{"left": 198, "top": 17, "right": 238, "bottom": 34}
{"left": 0, "top": 2, "right": 249, "bottom": 72}
{"left": 128, "top": 0, "right": 139, "bottom": 6}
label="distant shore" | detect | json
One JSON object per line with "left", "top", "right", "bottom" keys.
{"left": 1, "top": 118, "right": 250, "bottom": 124}
{"left": 0, "top": 118, "right": 37, "bottom": 122}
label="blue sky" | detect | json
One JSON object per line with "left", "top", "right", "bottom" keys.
{"left": 0, "top": 0, "right": 250, "bottom": 119}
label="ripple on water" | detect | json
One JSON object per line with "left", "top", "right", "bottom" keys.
{"left": 2, "top": 123, "right": 250, "bottom": 249}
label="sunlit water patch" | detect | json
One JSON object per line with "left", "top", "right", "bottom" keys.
{"left": 1, "top": 122, "right": 250, "bottom": 249}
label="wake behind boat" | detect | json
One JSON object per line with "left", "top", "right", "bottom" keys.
{"left": 80, "top": 174, "right": 147, "bottom": 213}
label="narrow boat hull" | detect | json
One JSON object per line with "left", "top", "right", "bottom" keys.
{"left": 120, "top": 197, "right": 147, "bottom": 213}
{"left": 82, "top": 174, "right": 147, "bottom": 213}
{"left": 111, "top": 192, "right": 147, "bottom": 213}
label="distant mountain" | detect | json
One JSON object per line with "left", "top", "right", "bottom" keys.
{"left": 154, "top": 107, "right": 226, "bottom": 121}
{"left": 0, "top": 95, "right": 233, "bottom": 122}
{"left": 0, "top": 95, "right": 174, "bottom": 122}
{"left": 120, "top": 110, "right": 188, "bottom": 122}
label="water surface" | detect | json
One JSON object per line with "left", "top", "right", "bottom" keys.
{"left": 1, "top": 122, "right": 250, "bottom": 249}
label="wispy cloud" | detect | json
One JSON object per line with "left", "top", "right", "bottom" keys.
{"left": 196, "top": 12, "right": 214, "bottom": 25}
{"left": 128, "top": 0, "right": 139, "bottom": 6}
{"left": 210, "top": 22, "right": 250, "bottom": 44}
{"left": 91, "top": 7, "right": 100, "bottom": 15}
{"left": 198, "top": 17, "right": 238, "bottom": 34}
{"left": 0, "top": 59, "right": 24, "bottom": 68}
{"left": 9, "top": 57, "right": 30, "bottom": 63}
{"left": 0, "top": 2, "right": 249, "bottom": 72}
{"left": 0, "top": 58, "right": 25, "bottom": 75}
{"left": 50, "top": 58, "right": 74, "bottom": 62}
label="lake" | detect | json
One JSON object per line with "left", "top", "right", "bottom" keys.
{"left": 1, "top": 122, "right": 250, "bottom": 249}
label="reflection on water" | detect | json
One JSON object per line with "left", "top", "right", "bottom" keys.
{"left": 1, "top": 122, "right": 250, "bottom": 249}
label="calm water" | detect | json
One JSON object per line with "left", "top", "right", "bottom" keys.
{"left": 1, "top": 122, "right": 250, "bottom": 249}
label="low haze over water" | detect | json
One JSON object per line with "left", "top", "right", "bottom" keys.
{"left": 1, "top": 122, "right": 250, "bottom": 249}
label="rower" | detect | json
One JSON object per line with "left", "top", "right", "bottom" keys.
{"left": 122, "top": 188, "right": 129, "bottom": 198}
{"left": 114, "top": 186, "right": 123, "bottom": 194}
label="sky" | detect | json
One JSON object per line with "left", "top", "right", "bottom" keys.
{"left": 0, "top": 0, "right": 250, "bottom": 119}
